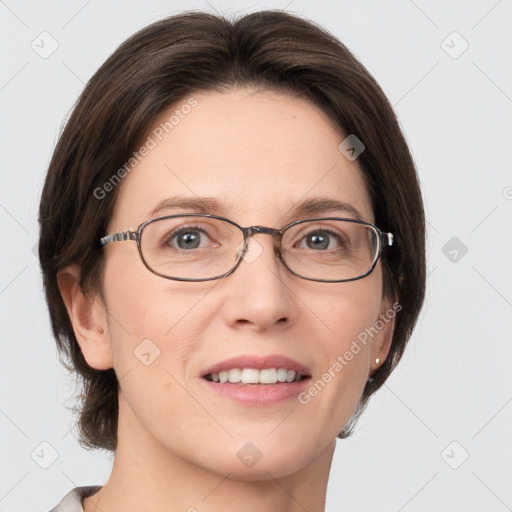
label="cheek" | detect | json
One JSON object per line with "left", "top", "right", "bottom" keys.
{"left": 103, "top": 247, "right": 206, "bottom": 331}
{"left": 312, "top": 269, "right": 383, "bottom": 353}
{"left": 100, "top": 269, "right": 214, "bottom": 448}
{"left": 298, "top": 274, "right": 383, "bottom": 428}
{"left": 100, "top": 254, "right": 213, "bottom": 379}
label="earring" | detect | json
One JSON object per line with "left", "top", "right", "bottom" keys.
{"left": 368, "top": 358, "right": 381, "bottom": 384}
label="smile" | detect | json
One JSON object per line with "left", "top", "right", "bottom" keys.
{"left": 204, "top": 368, "right": 306, "bottom": 384}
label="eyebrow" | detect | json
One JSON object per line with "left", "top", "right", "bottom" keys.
{"left": 149, "top": 195, "right": 364, "bottom": 222}
{"left": 149, "top": 196, "right": 227, "bottom": 217}
{"left": 287, "top": 197, "right": 363, "bottom": 221}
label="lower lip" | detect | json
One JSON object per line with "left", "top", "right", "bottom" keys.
{"left": 201, "top": 378, "right": 311, "bottom": 405}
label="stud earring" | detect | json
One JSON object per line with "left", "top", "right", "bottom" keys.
{"left": 375, "top": 358, "right": 380, "bottom": 365}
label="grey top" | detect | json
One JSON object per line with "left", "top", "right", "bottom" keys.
{"left": 49, "top": 486, "right": 102, "bottom": 512}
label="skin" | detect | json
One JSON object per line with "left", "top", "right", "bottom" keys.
{"left": 58, "top": 88, "right": 394, "bottom": 512}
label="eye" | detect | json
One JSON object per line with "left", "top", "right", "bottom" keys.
{"left": 166, "top": 227, "right": 212, "bottom": 250}
{"left": 296, "top": 228, "right": 348, "bottom": 251}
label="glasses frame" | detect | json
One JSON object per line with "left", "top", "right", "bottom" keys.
{"left": 99, "top": 213, "right": 394, "bottom": 283}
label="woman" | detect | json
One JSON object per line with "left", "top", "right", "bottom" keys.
{"left": 40, "top": 9, "right": 425, "bottom": 512}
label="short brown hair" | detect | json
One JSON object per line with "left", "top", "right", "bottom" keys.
{"left": 39, "top": 10, "right": 425, "bottom": 452}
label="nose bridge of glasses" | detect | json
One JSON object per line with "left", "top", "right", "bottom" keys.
{"left": 245, "top": 225, "right": 281, "bottom": 237}
{"left": 246, "top": 225, "right": 282, "bottom": 244}
{"left": 240, "top": 225, "right": 283, "bottom": 256}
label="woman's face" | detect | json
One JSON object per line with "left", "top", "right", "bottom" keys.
{"left": 97, "top": 88, "right": 393, "bottom": 478}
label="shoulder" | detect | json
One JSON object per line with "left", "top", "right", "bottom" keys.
{"left": 49, "top": 486, "right": 102, "bottom": 512}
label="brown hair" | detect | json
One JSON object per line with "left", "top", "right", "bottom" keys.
{"left": 39, "top": 10, "right": 425, "bottom": 452}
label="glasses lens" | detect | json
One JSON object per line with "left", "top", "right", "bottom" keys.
{"left": 281, "top": 219, "right": 379, "bottom": 281}
{"left": 140, "top": 216, "right": 243, "bottom": 280}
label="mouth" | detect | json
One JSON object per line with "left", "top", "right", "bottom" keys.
{"left": 203, "top": 368, "right": 309, "bottom": 384}
{"left": 200, "top": 354, "right": 311, "bottom": 405}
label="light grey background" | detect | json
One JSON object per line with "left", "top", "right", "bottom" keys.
{"left": 1, "top": 1, "right": 511, "bottom": 511}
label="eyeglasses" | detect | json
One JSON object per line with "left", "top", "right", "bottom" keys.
{"left": 99, "top": 214, "right": 394, "bottom": 282}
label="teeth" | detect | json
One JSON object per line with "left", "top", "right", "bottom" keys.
{"left": 229, "top": 369, "right": 242, "bottom": 383}
{"left": 277, "top": 368, "right": 288, "bottom": 382}
{"left": 241, "top": 368, "right": 260, "bottom": 384}
{"left": 259, "top": 368, "right": 277, "bottom": 384}
{"left": 207, "top": 368, "right": 302, "bottom": 384}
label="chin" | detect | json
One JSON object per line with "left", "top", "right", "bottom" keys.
{"left": 198, "top": 436, "right": 323, "bottom": 481}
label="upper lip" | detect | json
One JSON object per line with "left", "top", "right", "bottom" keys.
{"left": 201, "top": 354, "right": 311, "bottom": 377}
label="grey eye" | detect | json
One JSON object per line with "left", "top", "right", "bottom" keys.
{"left": 176, "top": 231, "right": 201, "bottom": 249}
{"left": 168, "top": 228, "right": 209, "bottom": 250}
{"left": 305, "top": 231, "right": 331, "bottom": 250}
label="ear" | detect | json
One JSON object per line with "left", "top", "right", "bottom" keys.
{"left": 370, "top": 298, "right": 399, "bottom": 373}
{"left": 57, "top": 265, "right": 113, "bottom": 370}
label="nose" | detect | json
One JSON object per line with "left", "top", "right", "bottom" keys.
{"left": 220, "top": 234, "right": 298, "bottom": 332}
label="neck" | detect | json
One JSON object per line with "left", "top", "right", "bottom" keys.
{"left": 84, "top": 393, "right": 336, "bottom": 512}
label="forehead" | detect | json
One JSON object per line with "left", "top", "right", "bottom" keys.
{"left": 110, "top": 88, "right": 374, "bottom": 229}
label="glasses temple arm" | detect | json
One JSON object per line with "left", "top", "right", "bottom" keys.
{"left": 99, "top": 230, "right": 138, "bottom": 246}
{"left": 380, "top": 231, "right": 394, "bottom": 247}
